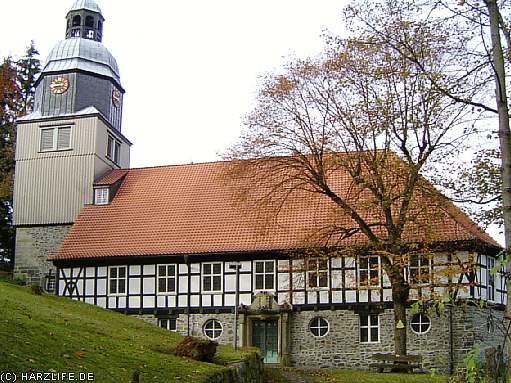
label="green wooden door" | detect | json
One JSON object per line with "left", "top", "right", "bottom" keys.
{"left": 252, "top": 320, "right": 279, "bottom": 363}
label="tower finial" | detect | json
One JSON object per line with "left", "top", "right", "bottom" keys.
{"left": 66, "top": 0, "right": 104, "bottom": 42}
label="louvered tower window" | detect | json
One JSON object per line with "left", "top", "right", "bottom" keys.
{"left": 40, "top": 126, "right": 72, "bottom": 151}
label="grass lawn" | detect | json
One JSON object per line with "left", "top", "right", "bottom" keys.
{"left": 0, "top": 277, "right": 253, "bottom": 382}
{"left": 264, "top": 367, "right": 449, "bottom": 383}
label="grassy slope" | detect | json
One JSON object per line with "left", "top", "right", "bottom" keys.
{"left": 0, "top": 279, "right": 252, "bottom": 382}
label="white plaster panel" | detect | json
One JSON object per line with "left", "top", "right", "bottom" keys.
{"left": 307, "top": 291, "right": 317, "bottom": 304}
{"left": 129, "top": 296, "right": 140, "bottom": 308}
{"left": 118, "top": 296, "right": 126, "bottom": 309}
{"left": 168, "top": 295, "right": 176, "bottom": 307}
{"left": 224, "top": 294, "right": 235, "bottom": 306}
{"left": 143, "top": 278, "right": 155, "bottom": 294}
{"left": 191, "top": 276, "right": 200, "bottom": 293}
{"left": 190, "top": 295, "right": 200, "bottom": 307}
{"left": 278, "top": 260, "right": 289, "bottom": 271}
{"left": 76, "top": 280, "right": 84, "bottom": 293}
{"left": 383, "top": 289, "right": 392, "bottom": 302}
{"left": 293, "top": 291, "right": 305, "bottom": 304}
{"left": 85, "top": 268, "right": 95, "bottom": 278}
{"left": 157, "top": 296, "right": 166, "bottom": 307}
{"left": 85, "top": 280, "right": 95, "bottom": 296}
{"left": 144, "top": 265, "right": 155, "bottom": 275}
{"left": 331, "top": 270, "right": 342, "bottom": 289}
{"left": 143, "top": 296, "right": 155, "bottom": 308}
{"left": 371, "top": 290, "right": 380, "bottom": 302}
{"left": 319, "top": 290, "right": 329, "bottom": 304}
{"left": 97, "top": 297, "right": 107, "bottom": 308}
{"left": 58, "top": 282, "right": 65, "bottom": 296}
{"left": 332, "top": 290, "right": 343, "bottom": 303}
{"left": 179, "top": 264, "right": 188, "bottom": 274}
{"left": 179, "top": 276, "right": 188, "bottom": 293}
{"left": 190, "top": 263, "right": 200, "bottom": 273}
{"left": 202, "top": 295, "right": 212, "bottom": 306}
{"left": 61, "top": 268, "right": 72, "bottom": 278}
{"left": 85, "top": 297, "right": 94, "bottom": 305}
{"left": 292, "top": 272, "right": 305, "bottom": 289}
{"left": 344, "top": 257, "right": 355, "bottom": 268}
{"left": 129, "top": 265, "right": 141, "bottom": 276}
{"left": 241, "top": 261, "right": 251, "bottom": 272}
{"left": 239, "top": 274, "right": 251, "bottom": 291}
{"left": 178, "top": 295, "right": 188, "bottom": 307}
{"left": 278, "top": 273, "right": 289, "bottom": 290}
{"left": 331, "top": 258, "right": 342, "bottom": 268}
{"left": 108, "top": 297, "right": 116, "bottom": 308}
{"left": 239, "top": 293, "right": 252, "bottom": 306}
{"left": 97, "top": 267, "right": 107, "bottom": 277}
{"left": 278, "top": 293, "right": 289, "bottom": 304}
{"left": 345, "top": 290, "right": 357, "bottom": 303}
{"left": 213, "top": 294, "right": 222, "bottom": 306}
{"left": 359, "top": 290, "right": 368, "bottom": 302}
{"left": 224, "top": 274, "right": 236, "bottom": 292}
{"left": 129, "top": 278, "right": 140, "bottom": 295}
{"left": 345, "top": 270, "right": 356, "bottom": 288}
{"left": 97, "top": 279, "right": 106, "bottom": 295}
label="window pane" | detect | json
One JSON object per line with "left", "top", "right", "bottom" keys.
{"left": 109, "top": 279, "right": 117, "bottom": 294}
{"left": 370, "top": 315, "right": 378, "bottom": 326}
{"left": 168, "top": 265, "right": 175, "bottom": 276}
{"left": 360, "top": 270, "right": 368, "bottom": 284}
{"left": 370, "top": 270, "right": 378, "bottom": 285}
{"left": 265, "top": 261, "right": 274, "bottom": 273}
{"left": 158, "top": 265, "right": 166, "bottom": 276}
{"left": 255, "top": 275, "right": 264, "bottom": 290}
{"left": 360, "top": 315, "right": 368, "bottom": 326}
{"left": 213, "top": 276, "right": 221, "bottom": 291}
{"left": 360, "top": 328, "right": 368, "bottom": 342}
{"left": 118, "top": 280, "right": 125, "bottom": 294}
{"left": 110, "top": 268, "right": 117, "bottom": 278}
{"left": 370, "top": 327, "right": 378, "bottom": 342}
{"left": 203, "top": 264, "right": 211, "bottom": 275}
{"left": 107, "top": 136, "right": 113, "bottom": 157}
{"left": 114, "top": 142, "right": 121, "bottom": 163}
{"left": 311, "top": 327, "right": 319, "bottom": 336}
{"left": 40, "top": 128, "right": 54, "bottom": 151}
{"left": 203, "top": 277, "right": 211, "bottom": 291}
{"left": 168, "top": 277, "right": 176, "bottom": 292}
{"left": 309, "top": 272, "right": 317, "bottom": 288}
{"left": 158, "top": 278, "right": 167, "bottom": 292}
{"left": 169, "top": 318, "right": 177, "bottom": 331}
{"left": 118, "top": 267, "right": 126, "bottom": 278}
{"left": 411, "top": 323, "right": 420, "bottom": 333}
{"left": 159, "top": 319, "right": 168, "bottom": 329}
{"left": 265, "top": 274, "right": 274, "bottom": 289}
{"left": 213, "top": 263, "right": 221, "bottom": 275}
{"left": 319, "top": 273, "right": 328, "bottom": 287}
{"left": 319, "top": 260, "right": 328, "bottom": 270}
{"left": 57, "top": 127, "right": 71, "bottom": 149}
{"left": 255, "top": 262, "right": 264, "bottom": 273}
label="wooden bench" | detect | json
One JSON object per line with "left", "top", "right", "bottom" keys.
{"left": 370, "top": 353, "right": 423, "bottom": 373}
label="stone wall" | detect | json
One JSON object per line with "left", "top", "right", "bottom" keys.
{"left": 14, "top": 225, "right": 72, "bottom": 286}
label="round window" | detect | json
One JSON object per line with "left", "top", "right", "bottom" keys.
{"left": 203, "top": 319, "right": 223, "bottom": 340}
{"left": 410, "top": 313, "right": 431, "bottom": 334}
{"left": 309, "top": 317, "right": 329, "bottom": 337}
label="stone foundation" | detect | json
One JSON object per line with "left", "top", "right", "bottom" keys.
{"left": 14, "top": 225, "right": 72, "bottom": 286}
{"left": 135, "top": 305, "right": 505, "bottom": 373}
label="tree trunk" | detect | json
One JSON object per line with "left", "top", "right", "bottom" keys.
{"left": 485, "top": 0, "right": 511, "bottom": 377}
{"left": 389, "top": 263, "right": 410, "bottom": 356}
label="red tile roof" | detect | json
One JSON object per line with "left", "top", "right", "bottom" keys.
{"left": 94, "top": 169, "right": 128, "bottom": 186}
{"left": 52, "top": 160, "right": 499, "bottom": 260}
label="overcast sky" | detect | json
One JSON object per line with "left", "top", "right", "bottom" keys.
{"left": 1, "top": 0, "right": 348, "bottom": 168}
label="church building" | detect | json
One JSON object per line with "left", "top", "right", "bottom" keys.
{"left": 13, "top": 0, "right": 506, "bottom": 373}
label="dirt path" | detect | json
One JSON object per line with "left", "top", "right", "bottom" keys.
{"left": 263, "top": 367, "right": 315, "bottom": 383}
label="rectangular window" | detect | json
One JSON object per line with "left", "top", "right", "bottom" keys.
{"left": 40, "top": 126, "right": 71, "bottom": 151}
{"left": 94, "top": 187, "right": 109, "bottom": 205}
{"left": 202, "top": 262, "right": 222, "bottom": 293}
{"left": 157, "top": 264, "right": 177, "bottom": 294}
{"left": 108, "top": 266, "right": 126, "bottom": 295}
{"left": 360, "top": 314, "right": 379, "bottom": 343}
{"left": 409, "top": 254, "right": 431, "bottom": 285}
{"left": 254, "top": 260, "right": 275, "bottom": 291}
{"left": 158, "top": 318, "right": 177, "bottom": 332}
{"left": 107, "top": 134, "right": 121, "bottom": 164}
{"left": 307, "top": 258, "right": 328, "bottom": 289}
{"left": 487, "top": 257, "right": 495, "bottom": 301}
{"left": 359, "top": 255, "right": 380, "bottom": 287}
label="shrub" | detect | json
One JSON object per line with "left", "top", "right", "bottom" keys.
{"left": 174, "top": 336, "right": 217, "bottom": 362}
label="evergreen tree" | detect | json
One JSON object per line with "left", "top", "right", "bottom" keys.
{"left": 16, "top": 41, "right": 40, "bottom": 116}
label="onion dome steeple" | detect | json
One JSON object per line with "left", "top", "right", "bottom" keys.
{"left": 66, "top": 0, "right": 104, "bottom": 42}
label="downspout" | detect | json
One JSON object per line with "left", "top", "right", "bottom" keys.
{"left": 449, "top": 304, "right": 454, "bottom": 374}
{"left": 184, "top": 254, "right": 190, "bottom": 336}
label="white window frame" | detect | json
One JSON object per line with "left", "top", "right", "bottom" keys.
{"left": 202, "top": 262, "right": 223, "bottom": 293}
{"left": 158, "top": 318, "right": 177, "bottom": 332}
{"left": 309, "top": 317, "right": 329, "bottom": 338}
{"left": 94, "top": 187, "right": 109, "bottom": 205}
{"left": 307, "top": 258, "right": 329, "bottom": 290}
{"left": 203, "top": 319, "right": 223, "bottom": 340}
{"left": 487, "top": 257, "right": 495, "bottom": 301}
{"left": 410, "top": 313, "right": 431, "bottom": 335}
{"left": 40, "top": 126, "right": 72, "bottom": 152}
{"left": 408, "top": 254, "right": 432, "bottom": 285}
{"left": 358, "top": 255, "right": 380, "bottom": 288}
{"left": 108, "top": 266, "right": 127, "bottom": 296}
{"left": 157, "top": 264, "right": 177, "bottom": 295}
{"left": 107, "top": 134, "right": 121, "bottom": 164}
{"left": 254, "top": 260, "right": 276, "bottom": 292}
{"left": 359, "top": 314, "right": 380, "bottom": 343}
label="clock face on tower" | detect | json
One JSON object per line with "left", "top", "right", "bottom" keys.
{"left": 112, "top": 89, "right": 121, "bottom": 108}
{"left": 49, "top": 76, "right": 69, "bottom": 94}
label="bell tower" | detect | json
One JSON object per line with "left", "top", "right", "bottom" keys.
{"left": 13, "top": 0, "right": 131, "bottom": 286}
